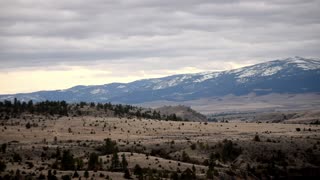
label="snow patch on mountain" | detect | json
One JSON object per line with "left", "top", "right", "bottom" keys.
{"left": 284, "top": 56, "right": 320, "bottom": 70}
{"left": 152, "top": 75, "right": 192, "bottom": 90}
{"left": 236, "top": 78, "right": 248, "bottom": 83}
{"left": 238, "top": 69, "right": 259, "bottom": 78}
{"left": 117, "top": 85, "right": 126, "bottom": 89}
{"left": 194, "top": 72, "right": 221, "bottom": 83}
{"left": 90, "top": 88, "right": 106, "bottom": 94}
{"left": 261, "top": 66, "right": 282, "bottom": 76}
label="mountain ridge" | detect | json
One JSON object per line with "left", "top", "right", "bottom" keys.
{"left": 1, "top": 56, "right": 320, "bottom": 104}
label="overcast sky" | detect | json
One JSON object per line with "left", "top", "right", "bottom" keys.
{"left": 1, "top": 0, "right": 320, "bottom": 94}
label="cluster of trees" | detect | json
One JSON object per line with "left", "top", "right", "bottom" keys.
{"left": 89, "top": 102, "right": 182, "bottom": 121}
{"left": 95, "top": 138, "right": 131, "bottom": 178}
{"left": 0, "top": 99, "right": 183, "bottom": 121}
{"left": 204, "top": 139, "right": 241, "bottom": 164}
{"left": 98, "top": 138, "right": 118, "bottom": 155}
{"left": 135, "top": 109, "right": 183, "bottom": 121}
{"left": 0, "top": 99, "right": 68, "bottom": 118}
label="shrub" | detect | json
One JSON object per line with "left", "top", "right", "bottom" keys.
{"left": 253, "top": 135, "right": 260, "bottom": 142}
{"left": 13, "top": 153, "right": 22, "bottom": 162}
{"left": 26, "top": 122, "right": 31, "bottom": 129}
{"left": 38, "top": 174, "right": 46, "bottom": 180}
{"left": 61, "top": 175, "right": 71, "bottom": 180}
{"left": 190, "top": 143, "right": 197, "bottom": 150}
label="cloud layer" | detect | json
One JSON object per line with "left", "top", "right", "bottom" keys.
{"left": 0, "top": 0, "right": 320, "bottom": 93}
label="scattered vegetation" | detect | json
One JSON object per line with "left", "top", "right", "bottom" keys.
{"left": 0, "top": 99, "right": 319, "bottom": 179}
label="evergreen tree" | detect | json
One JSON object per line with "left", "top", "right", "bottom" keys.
{"left": 55, "top": 147, "right": 61, "bottom": 160}
{"left": 133, "top": 164, "right": 143, "bottom": 179}
{"left": 206, "top": 152, "right": 215, "bottom": 179}
{"left": 110, "top": 151, "right": 120, "bottom": 171}
{"left": 121, "top": 153, "right": 128, "bottom": 171}
{"left": 181, "top": 168, "right": 195, "bottom": 180}
{"left": 75, "top": 158, "right": 84, "bottom": 170}
{"left": 73, "top": 171, "right": 79, "bottom": 178}
{"left": 88, "top": 152, "right": 99, "bottom": 170}
{"left": 182, "top": 151, "right": 191, "bottom": 162}
{"left": 61, "top": 150, "right": 75, "bottom": 170}
{"left": 124, "top": 168, "right": 132, "bottom": 179}
{"left": 192, "top": 165, "right": 196, "bottom": 178}
{"left": 171, "top": 172, "right": 179, "bottom": 180}
{"left": 84, "top": 170, "right": 89, "bottom": 179}
{"left": 1, "top": 143, "right": 6, "bottom": 153}
{"left": 0, "top": 161, "right": 6, "bottom": 172}
{"left": 47, "top": 169, "right": 58, "bottom": 180}
{"left": 61, "top": 175, "right": 71, "bottom": 180}
{"left": 101, "top": 138, "right": 117, "bottom": 154}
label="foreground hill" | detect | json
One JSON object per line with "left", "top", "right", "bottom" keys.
{"left": 1, "top": 115, "right": 320, "bottom": 179}
{"left": 1, "top": 56, "right": 320, "bottom": 105}
{"left": 156, "top": 105, "right": 207, "bottom": 122}
{"left": 0, "top": 99, "right": 206, "bottom": 122}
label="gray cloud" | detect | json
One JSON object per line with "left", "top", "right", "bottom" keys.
{"left": 0, "top": 0, "right": 320, "bottom": 70}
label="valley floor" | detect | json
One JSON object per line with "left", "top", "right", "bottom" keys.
{"left": 1, "top": 116, "right": 320, "bottom": 179}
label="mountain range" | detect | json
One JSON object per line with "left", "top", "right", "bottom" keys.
{"left": 1, "top": 56, "right": 320, "bottom": 106}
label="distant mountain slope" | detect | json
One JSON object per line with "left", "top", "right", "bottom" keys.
{"left": 1, "top": 56, "right": 320, "bottom": 103}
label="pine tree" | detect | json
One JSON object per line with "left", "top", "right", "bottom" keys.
{"left": 181, "top": 168, "right": 194, "bottom": 180}
{"left": 61, "top": 150, "right": 75, "bottom": 170}
{"left": 124, "top": 168, "right": 131, "bottom": 179}
{"left": 1, "top": 143, "right": 7, "bottom": 153}
{"left": 84, "top": 170, "right": 89, "bottom": 179}
{"left": 101, "top": 138, "right": 117, "bottom": 155}
{"left": 133, "top": 164, "right": 143, "bottom": 178}
{"left": 110, "top": 151, "right": 120, "bottom": 171}
{"left": 192, "top": 165, "right": 196, "bottom": 178}
{"left": 88, "top": 152, "right": 99, "bottom": 170}
{"left": 206, "top": 152, "right": 215, "bottom": 179}
{"left": 121, "top": 153, "right": 128, "bottom": 171}
{"left": 73, "top": 171, "right": 79, "bottom": 178}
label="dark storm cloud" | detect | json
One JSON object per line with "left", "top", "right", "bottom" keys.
{"left": 0, "top": 0, "right": 320, "bottom": 70}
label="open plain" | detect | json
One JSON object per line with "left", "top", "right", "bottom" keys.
{"left": 1, "top": 114, "right": 320, "bottom": 179}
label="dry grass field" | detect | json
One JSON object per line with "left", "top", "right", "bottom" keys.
{"left": 1, "top": 115, "right": 320, "bottom": 179}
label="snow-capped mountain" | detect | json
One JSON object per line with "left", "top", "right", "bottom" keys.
{"left": 1, "top": 56, "right": 320, "bottom": 103}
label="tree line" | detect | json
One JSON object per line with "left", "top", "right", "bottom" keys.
{"left": 0, "top": 99, "right": 183, "bottom": 121}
